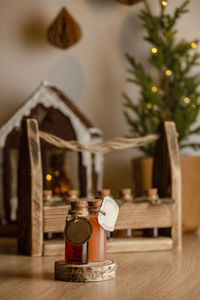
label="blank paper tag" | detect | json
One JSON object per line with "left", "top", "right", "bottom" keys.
{"left": 98, "top": 196, "right": 119, "bottom": 231}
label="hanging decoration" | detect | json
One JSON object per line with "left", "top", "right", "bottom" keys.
{"left": 47, "top": 7, "right": 82, "bottom": 50}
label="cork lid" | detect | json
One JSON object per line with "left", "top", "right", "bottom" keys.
{"left": 69, "top": 200, "right": 88, "bottom": 214}
{"left": 98, "top": 189, "right": 111, "bottom": 197}
{"left": 67, "top": 189, "right": 80, "bottom": 198}
{"left": 120, "top": 188, "right": 133, "bottom": 202}
{"left": 147, "top": 188, "right": 159, "bottom": 199}
{"left": 88, "top": 199, "right": 102, "bottom": 208}
{"left": 43, "top": 190, "right": 53, "bottom": 197}
{"left": 120, "top": 188, "right": 132, "bottom": 196}
{"left": 88, "top": 199, "right": 103, "bottom": 215}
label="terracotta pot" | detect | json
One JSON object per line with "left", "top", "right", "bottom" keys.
{"left": 132, "top": 156, "right": 200, "bottom": 232}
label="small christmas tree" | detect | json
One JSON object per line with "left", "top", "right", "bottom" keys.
{"left": 124, "top": 0, "right": 200, "bottom": 155}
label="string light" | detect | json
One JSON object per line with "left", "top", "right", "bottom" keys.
{"left": 46, "top": 174, "right": 52, "bottom": 181}
{"left": 191, "top": 104, "right": 196, "bottom": 109}
{"left": 151, "top": 47, "right": 158, "bottom": 54}
{"left": 151, "top": 86, "right": 158, "bottom": 93}
{"left": 165, "top": 69, "right": 172, "bottom": 76}
{"left": 184, "top": 97, "right": 190, "bottom": 104}
{"left": 146, "top": 103, "right": 152, "bottom": 109}
{"left": 55, "top": 171, "right": 60, "bottom": 177}
{"left": 161, "top": 1, "right": 168, "bottom": 7}
{"left": 191, "top": 42, "right": 197, "bottom": 49}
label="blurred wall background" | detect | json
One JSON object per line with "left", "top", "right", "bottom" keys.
{"left": 0, "top": 0, "right": 199, "bottom": 193}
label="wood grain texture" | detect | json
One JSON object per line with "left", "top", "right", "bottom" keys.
{"left": 43, "top": 205, "right": 69, "bottom": 233}
{"left": 43, "top": 239, "right": 65, "bottom": 256}
{"left": 164, "top": 122, "right": 182, "bottom": 250}
{"left": 55, "top": 260, "right": 116, "bottom": 282}
{"left": 0, "top": 234, "right": 199, "bottom": 299}
{"left": 107, "top": 237, "right": 173, "bottom": 253}
{"left": 115, "top": 202, "right": 172, "bottom": 229}
{"left": 18, "top": 119, "right": 43, "bottom": 256}
{"left": 153, "top": 122, "right": 182, "bottom": 250}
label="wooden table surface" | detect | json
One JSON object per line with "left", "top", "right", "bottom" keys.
{"left": 0, "top": 234, "right": 200, "bottom": 300}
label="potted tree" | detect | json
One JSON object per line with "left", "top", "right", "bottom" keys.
{"left": 123, "top": 0, "right": 200, "bottom": 231}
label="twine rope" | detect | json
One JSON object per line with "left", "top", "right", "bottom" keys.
{"left": 39, "top": 130, "right": 159, "bottom": 154}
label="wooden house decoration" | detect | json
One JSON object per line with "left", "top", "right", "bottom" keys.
{"left": 18, "top": 119, "right": 181, "bottom": 256}
{"left": 0, "top": 81, "right": 103, "bottom": 233}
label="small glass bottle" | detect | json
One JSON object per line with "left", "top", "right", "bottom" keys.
{"left": 65, "top": 200, "right": 90, "bottom": 264}
{"left": 113, "top": 188, "right": 133, "bottom": 238}
{"left": 88, "top": 199, "right": 107, "bottom": 262}
{"left": 144, "top": 188, "right": 159, "bottom": 237}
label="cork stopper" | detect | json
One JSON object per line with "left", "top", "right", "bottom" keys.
{"left": 120, "top": 188, "right": 133, "bottom": 202}
{"left": 146, "top": 188, "right": 160, "bottom": 205}
{"left": 88, "top": 199, "right": 102, "bottom": 208}
{"left": 43, "top": 190, "right": 53, "bottom": 203}
{"left": 88, "top": 199, "right": 104, "bottom": 215}
{"left": 120, "top": 188, "right": 132, "bottom": 196}
{"left": 67, "top": 189, "right": 80, "bottom": 198}
{"left": 43, "top": 190, "right": 52, "bottom": 199}
{"left": 147, "top": 188, "right": 159, "bottom": 199}
{"left": 69, "top": 200, "right": 88, "bottom": 215}
{"left": 97, "top": 189, "right": 111, "bottom": 198}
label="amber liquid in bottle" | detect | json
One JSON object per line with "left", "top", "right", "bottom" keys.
{"left": 65, "top": 241, "right": 88, "bottom": 264}
{"left": 89, "top": 215, "right": 106, "bottom": 262}
{"left": 64, "top": 200, "right": 89, "bottom": 264}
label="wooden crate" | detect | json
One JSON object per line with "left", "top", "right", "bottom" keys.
{"left": 17, "top": 119, "right": 181, "bottom": 256}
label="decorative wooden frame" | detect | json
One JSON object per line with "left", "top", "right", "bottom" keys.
{"left": 18, "top": 119, "right": 181, "bottom": 256}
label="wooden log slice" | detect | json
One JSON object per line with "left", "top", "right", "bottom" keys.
{"left": 55, "top": 260, "right": 117, "bottom": 282}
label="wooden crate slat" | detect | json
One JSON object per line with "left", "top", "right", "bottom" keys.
{"left": 44, "top": 205, "right": 69, "bottom": 215}
{"left": 43, "top": 202, "right": 173, "bottom": 232}
{"left": 43, "top": 237, "right": 173, "bottom": 256}
{"left": 43, "top": 205, "right": 68, "bottom": 233}
{"left": 115, "top": 202, "right": 173, "bottom": 229}
{"left": 18, "top": 119, "right": 181, "bottom": 256}
{"left": 107, "top": 237, "right": 173, "bottom": 253}
{"left": 44, "top": 222, "right": 66, "bottom": 233}
{"left": 18, "top": 119, "right": 43, "bottom": 256}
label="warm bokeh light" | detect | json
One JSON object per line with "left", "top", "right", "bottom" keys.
{"left": 165, "top": 69, "right": 172, "bottom": 76}
{"left": 161, "top": 1, "right": 168, "bottom": 7}
{"left": 146, "top": 103, "right": 152, "bottom": 109}
{"left": 191, "top": 42, "right": 197, "bottom": 49}
{"left": 46, "top": 174, "right": 52, "bottom": 181}
{"left": 151, "top": 47, "right": 158, "bottom": 54}
{"left": 151, "top": 86, "right": 158, "bottom": 93}
{"left": 184, "top": 97, "right": 190, "bottom": 104}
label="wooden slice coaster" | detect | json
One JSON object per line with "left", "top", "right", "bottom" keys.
{"left": 55, "top": 260, "right": 117, "bottom": 282}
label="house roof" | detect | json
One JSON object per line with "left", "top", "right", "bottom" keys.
{"left": 0, "top": 81, "right": 102, "bottom": 148}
